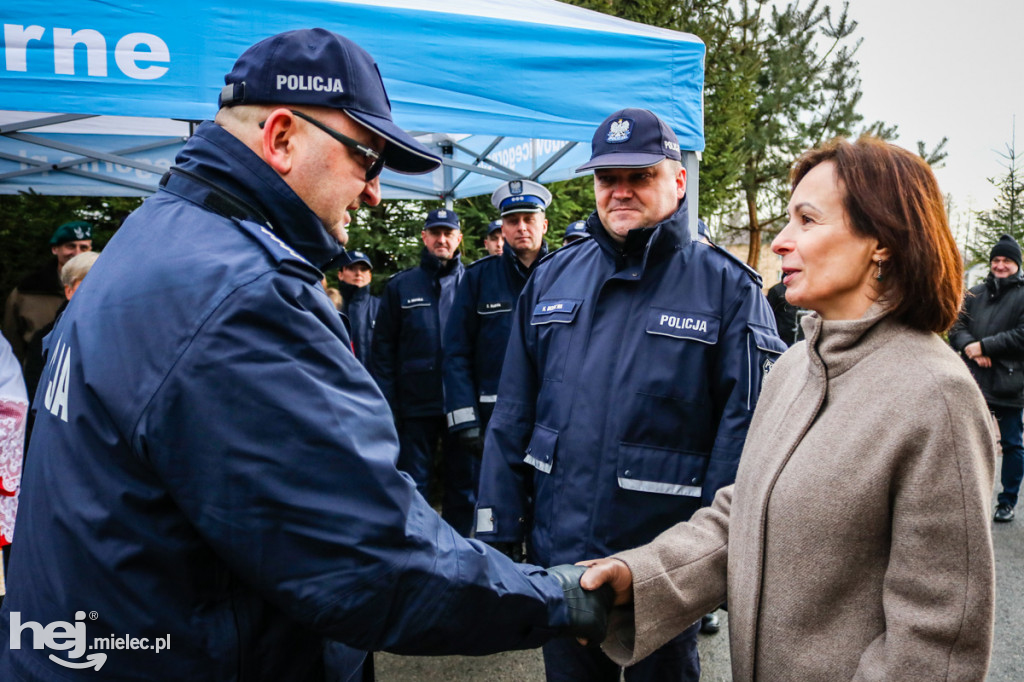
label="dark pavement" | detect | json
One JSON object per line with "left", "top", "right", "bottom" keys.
{"left": 376, "top": 454, "right": 1024, "bottom": 681}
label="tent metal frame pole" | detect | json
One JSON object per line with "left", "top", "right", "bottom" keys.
{"left": 379, "top": 179, "right": 442, "bottom": 199}
{"left": 0, "top": 138, "right": 184, "bottom": 183}
{"left": 3, "top": 131, "right": 167, "bottom": 175}
{"left": 448, "top": 136, "right": 504, "bottom": 193}
{"left": 529, "top": 141, "right": 578, "bottom": 181}
{"left": 0, "top": 113, "right": 97, "bottom": 134}
{"left": 441, "top": 144, "right": 454, "bottom": 209}
{"left": 685, "top": 150, "right": 700, "bottom": 241}
{"left": 440, "top": 157, "right": 515, "bottom": 181}
{"left": 61, "top": 167, "right": 162, "bottom": 193}
{"left": 448, "top": 140, "right": 519, "bottom": 178}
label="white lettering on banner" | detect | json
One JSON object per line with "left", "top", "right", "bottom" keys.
{"left": 483, "top": 139, "right": 571, "bottom": 173}
{"left": 276, "top": 74, "right": 344, "bottom": 93}
{"left": 3, "top": 24, "right": 169, "bottom": 80}
{"left": 54, "top": 28, "right": 106, "bottom": 76}
{"left": 658, "top": 314, "right": 707, "bottom": 333}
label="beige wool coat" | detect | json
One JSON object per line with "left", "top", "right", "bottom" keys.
{"left": 603, "top": 305, "right": 997, "bottom": 681}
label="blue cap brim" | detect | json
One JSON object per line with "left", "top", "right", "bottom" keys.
{"left": 346, "top": 109, "right": 441, "bottom": 175}
{"left": 576, "top": 152, "right": 667, "bottom": 173}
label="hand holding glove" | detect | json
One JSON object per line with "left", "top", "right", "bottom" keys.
{"left": 545, "top": 564, "right": 615, "bottom": 645}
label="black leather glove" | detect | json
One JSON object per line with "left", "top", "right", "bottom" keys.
{"left": 490, "top": 541, "right": 526, "bottom": 563}
{"left": 545, "top": 564, "right": 614, "bottom": 644}
{"left": 457, "top": 426, "right": 485, "bottom": 458}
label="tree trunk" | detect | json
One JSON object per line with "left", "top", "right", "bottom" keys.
{"left": 745, "top": 189, "right": 762, "bottom": 271}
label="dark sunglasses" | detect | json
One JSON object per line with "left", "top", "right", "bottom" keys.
{"left": 259, "top": 109, "right": 385, "bottom": 182}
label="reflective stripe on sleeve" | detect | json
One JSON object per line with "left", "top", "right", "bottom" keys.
{"left": 446, "top": 407, "right": 476, "bottom": 428}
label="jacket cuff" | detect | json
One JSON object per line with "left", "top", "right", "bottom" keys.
{"left": 446, "top": 406, "right": 478, "bottom": 431}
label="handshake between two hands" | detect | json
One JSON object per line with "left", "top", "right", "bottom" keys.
{"left": 545, "top": 558, "right": 634, "bottom": 646}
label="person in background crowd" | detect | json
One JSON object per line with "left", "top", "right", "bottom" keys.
{"left": 323, "top": 277, "right": 344, "bottom": 310}
{"left": 950, "top": 233, "right": 1024, "bottom": 523}
{"left": 442, "top": 179, "right": 551, "bottom": 509}
{"left": 338, "top": 250, "right": 380, "bottom": 367}
{"left": 2, "top": 220, "right": 92, "bottom": 364}
{"left": 484, "top": 219, "right": 505, "bottom": 256}
{"left": 0, "top": 28, "right": 611, "bottom": 681}
{"left": 582, "top": 136, "right": 997, "bottom": 682}
{"left": 476, "top": 108, "right": 785, "bottom": 682}
{"left": 765, "top": 279, "right": 808, "bottom": 347}
{"left": 370, "top": 208, "right": 475, "bottom": 534}
{"left": 562, "top": 219, "right": 589, "bottom": 246}
{"left": 23, "top": 251, "right": 101, "bottom": 404}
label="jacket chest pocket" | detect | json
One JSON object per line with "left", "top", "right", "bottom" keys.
{"left": 531, "top": 298, "right": 582, "bottom": 383}
{"left": 639, "top": 307, "right": 721, "bottom": 399}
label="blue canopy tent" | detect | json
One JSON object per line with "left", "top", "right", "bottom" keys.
{"left": 1, "top": 0, "right": 705, "bottom": 218}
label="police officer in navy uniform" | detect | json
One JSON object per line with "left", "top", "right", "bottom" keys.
{"left": 0, "top": 29, "right": 614, "bottom": 681}
{"left": 562, "top": 219, "right": 589, "bottom": 246}
{"left": 475, "top": 108, "right": 786, "bottom": 682}
{"left": 337, "top": 250, "right": 379, "bottom": 366}
{"left": 483, "top": 219, "right": 505, "bottom": 256}
{"left": 442, "top": 180, "right": 551, "bottom": 492}
{"left": 370, "top": 208, "right": 476, "bottom": 533}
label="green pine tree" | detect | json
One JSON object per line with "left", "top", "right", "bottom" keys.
{"left": 970, "top": 126, "right": 1024, "bottom": 266}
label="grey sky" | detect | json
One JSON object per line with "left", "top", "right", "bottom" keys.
{"left": 835, "top": 0, "right": 1022, "bottom": 229}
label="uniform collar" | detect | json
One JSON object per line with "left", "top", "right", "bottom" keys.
{"left": 587, "top": 196, "right": 693, "bottom": 272}
{"left": 170, "top": 121, "right": 345, "bottom": 271}
{"left": 502, "top": 241, "right": 549, "bottom": 278}
{"left": 419, "top": 247, "right": 462, "bottom": 277}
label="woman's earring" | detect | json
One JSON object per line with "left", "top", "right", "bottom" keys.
{"left": 875, "top": 259, "right": 884, "bottom": 282}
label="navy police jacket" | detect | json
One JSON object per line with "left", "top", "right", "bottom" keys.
{"left": 0, "top": 123, "right": 567, "bottom": 681}
{"left": 339, "top": 282, "right": 380, "bottom": 366}
{"left": 475, "top": 199, "right": 786, "bottom": 566}
{"left": 370, "top": 250, "right": 463, "bottom": 419}
{"left": 442, "top": 242, "right": 548, "bottom": 432}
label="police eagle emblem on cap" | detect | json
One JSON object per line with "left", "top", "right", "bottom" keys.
{"left": 607, "top": 118, "right": 632, "bottom": 143}
{"left": 509, "top": 180, "right": 523, "bottom": 195}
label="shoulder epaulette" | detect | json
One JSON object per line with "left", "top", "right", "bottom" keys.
{"left": 466, "top": 254, "right": 500, "bottom": 270}
{"left": 708, "top": 242, "right": 763, "bottom": 286}
{"left": 536, "top": 237, "right": 590, "bottom": 268}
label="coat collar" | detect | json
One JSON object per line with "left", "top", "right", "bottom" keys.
{"left": 801, "top": 302, "right": 897, "bottom": 379}
{"left": 171, "top": 121, "right": 345, "bottom": 271}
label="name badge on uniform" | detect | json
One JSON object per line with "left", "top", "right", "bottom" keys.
{"left": 401, "top": 296, "right": 431, "bottom": 309}
{"left": 645, "top": 307, "right": 720, "bottom": 344}
{"left": 531, "top": 299, "right": 581, "bottom": 325}
{"left": 478, "top": 300, "right": 513, "bottom": 315}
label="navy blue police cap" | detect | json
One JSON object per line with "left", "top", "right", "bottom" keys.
{"left": 563, "top": 220, "right": 589, "bottom": 242}
{"left": 219, "top": 28, "right": 440, "bottom": 175}
{"left": 424, "top": 208, "right": 461, "bottom": 231}
{"left": 491, "top": 179, "right": 552, "bottom": 217}
{"left": 344, "top": 250, "right": 372, "bottom": 268}
{"left": 487, "top": 219, "right": 503, "bottom": 235}
{"left": 577, "top": 108, "right": 682, "bottom": 172}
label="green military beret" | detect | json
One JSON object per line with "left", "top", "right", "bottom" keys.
{"left": 50, "top": 220, "right": 93, "bottom": 246}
